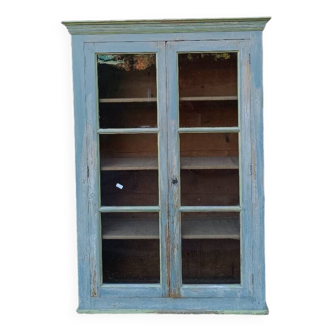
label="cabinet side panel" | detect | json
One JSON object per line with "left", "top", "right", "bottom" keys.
{"left": 71, "top": 35, "right": 91, "bottom": 308}
{"left": 250, "top": 31, "right": 266, "bottom": 305}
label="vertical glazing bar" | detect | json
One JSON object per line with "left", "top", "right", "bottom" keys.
{"left": 166, "top": 42, "right": 182, "bottom": 297}
{"left": 84, "top": 43, "right": 101, "bottom": 297}
{"left": 157, "top": 42, "right": 169, "bottom": 297}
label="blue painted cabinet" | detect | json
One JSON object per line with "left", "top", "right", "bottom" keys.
{"left": 63, "top": 18, "right": 270, "bottom": 314}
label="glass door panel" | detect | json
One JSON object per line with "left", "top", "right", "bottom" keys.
{"left": 97, "top": 53, "right": 160, "bottom": 284}
{"left": 176, "top": 50, "right": 242, "bottom": 287}
{"left": 178, "top": 52, "right": 238, "bottom": 128}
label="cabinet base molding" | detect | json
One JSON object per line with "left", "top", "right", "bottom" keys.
{"left": 76, "top": 308, "right": 271, "bottom": 316}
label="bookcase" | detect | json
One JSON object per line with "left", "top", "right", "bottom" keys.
{"left": 63, "top": 17, "right": 270, "bottom": 314}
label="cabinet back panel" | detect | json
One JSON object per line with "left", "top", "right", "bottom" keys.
{"left": 182, "top": 239, "right": 240, "bottom": 284}
{"left": 98, "top": 61, "right": 157, "bottom": 99}
{"left": 178, "top": 53, "right": 238, "bottom": 97}
{"left": 102, "top": 239, "right": 160, "bottom": 284}
{"left": 100, "top": 134, "right": 158, "bottom": 158}
{"left": 180, "top": 133, "right": 238, "bottom": 157}
{"left": 180, "top": 100, "right": 238, "bottom": 127}
{"left": 101, "top": 170, "right": 159, "bottom": 206}
{"left": 99, "top": 102, "right": 157, "bottom": 129}
{"left": 181, "top": 169, "right": 239, "bottom": 206}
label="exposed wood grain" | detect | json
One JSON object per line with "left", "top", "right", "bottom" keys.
{"left": 166, "top": 41, "right": 182, "bottom": 298}
{"left": 155, "top": 42, "right": 169, "bottom": 296}
{"left": 101, "top": 157, "right": 157, "bottom": 170}
{"left": 100, "top": 156, "right": 239, "bottom": 170}
{"left": 180, "top": 96, "right": 237, "bottom": 101}
{"left": 179, "top": 53, "right": 238, "bottom": 98}
{"left": 83, "top": 31, "right": 252, "bottom": 43}
{"left": 62, "top": 17, "right": 271, "bottom": 35}
{"left": 178, "top": 127, "right": 240, "bottom": 133}
{"left": 101, "top": 216, "right": 239, "bottom": 240}
{"left": 182, "top": 239, "right": 240, "bottom": 284}
{"left": 181, "top": 156, "right": 239, "bottom": 169}
{"left": 180, "top": 206, "right": 241, "bottom": 212}
{"left": 72, "top": 35, "right": 91, "bottom": 309}
{"left": 182, "top": 218, "right": 240, "bottom": 239}
{"left": 102, "top": 219, "right": 159, "bottom": 239}
{"left": 97, "top": 128, "right": 158, "bottom": 134}
{"left": 99, "top": 133, "right": 158, "bottom": 158}
{"left": 250, "top": 31, "right": 267, "bottom": 307}
{"left": 84, "top": 43, "right": 101, "bottom": 298}
{"left": 180, "top": 133, "right": 238, "bottom": 157}
{"left": 180, "top": 99, "right": 238, "bottom": 128}
{"left": 181, "top": 169, "right": 239, "bottom": 206}
{"left": 99, "top": 206, "right": 160, "bottom": 213}
{"left": 100, "top": 285, "right": 162, "bottom": 298}
{"left": 238, "top": 43, "right": 253, "bottom": 297}
{"left": 100, "top": 98, "right": 157, "bottom": 103}
{"left": 76, "top": 309, "right": 270, "bottom": 316}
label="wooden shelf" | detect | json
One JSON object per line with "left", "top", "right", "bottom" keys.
{"left": 99, "top": 96, "right": 237, "bottom": 103}
{"left": 182, "top": 218, "right": 239, "bottom": 239}
{"left": 101, "top": 157, "right": 158, "bottom": 170}
{"left": 100, "top": 156, "right": 239, "bottom": 171}
{"left": 181, "top": 156, "right": 238, "bottom": 170}
{"left": 179, "top": 96, "right": 238, "bottom": 102}
{"left": 99, "top": 98, "right": 157, "bottom": 103}
{"left": 102, "top": 219, "right": 159, "bottom": 240}
{"left": 102, "top": 217, "right": 239, "bottom": 240}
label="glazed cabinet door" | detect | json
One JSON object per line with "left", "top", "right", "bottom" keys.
{"left": 83, "top": 41, "right": 168, "bottom": 298}
{"left": 166, "top": 40, "right": 253, "bottom": 298}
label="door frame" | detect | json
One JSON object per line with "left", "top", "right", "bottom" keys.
{"left": 83, "top": 41, "right": 168, "bottom": 299}
{"left": 166, "top": 40, "right": 253, "bottom": 298}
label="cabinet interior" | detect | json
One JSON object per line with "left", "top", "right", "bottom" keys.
{"left": 98, "top": 52, "right": 241, "bottom": 285}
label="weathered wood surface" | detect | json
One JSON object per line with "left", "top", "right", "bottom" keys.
{"left": 101, "top": 217, "right": 239, "bottom": 240}
{"left": 100, "top": 156, "right": 239, "bottom": 170}
{"left": 62, "top": 17, "right": 271, "bottom": 35}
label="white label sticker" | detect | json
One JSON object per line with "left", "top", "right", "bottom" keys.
{"left": 116, "top": 183, "right": 123, "bottom": 189}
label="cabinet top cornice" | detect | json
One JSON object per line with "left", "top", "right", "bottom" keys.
{"left": 62, "top": 17, "right": 271, "bottom": 35}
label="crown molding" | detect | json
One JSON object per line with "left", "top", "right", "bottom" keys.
{"left": 62, "top": 17, "right": 271, "bottom": 35}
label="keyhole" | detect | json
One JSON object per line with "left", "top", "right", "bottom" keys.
{"left": 172, "top": 178, "right": 178, "bottom": 185}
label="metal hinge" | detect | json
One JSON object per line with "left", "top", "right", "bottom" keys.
{"left": 251, "top": 274, "right": 254, "bottom": 287}
{"left": 250, "top": 164, "right": 253, "bottom": 175}
{"left": 249, "top": 53, "right": 251, "bottom": 65}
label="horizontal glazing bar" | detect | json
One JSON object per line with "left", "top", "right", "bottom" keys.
{"left": 97, "top": 128, "right": 159, "bottom": 134}
{"left": 179, "top": 206, "right": 242, "bottom": 213}
{"left": 99, "top": 98, "right": 157, "bottom": 103}
{"left": 178, "top": 127, "right": 240, "bottom": 133}
{"left": 99, "top": 206, "right": 160, "bottom": 213}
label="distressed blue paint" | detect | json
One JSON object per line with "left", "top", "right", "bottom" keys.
{"left": 238, "top": 44, "right": 253, "bottom": 296}
{"left": 166, "top": 41, "right": 182, "bottom": 298}
{"left": 97, "top": 128, "right": 158, "bottom": 134}
{"left": 155, "top": 42, "right": 169, "bottom": 297}
{"left": 249, "top": 31, "right": 267, "bottom": 307}
{"left": 100, "top": 285, "right": 162, "bottom": 298}
{"left": 78, "top": 296, "right": 268, "bottom": 314}
{"left": 76, "top": 309, "right": 270, "bottom": 316}
{"left": 84, "top": 43, "right": 101, "bottom": 297}
{"left": 99, "top": 206, "right": 160, "bottom": 213}
{"left": 180, "top": 284, "right": 244, "bottom": 298}
{"left": 71, "top": 35, "right": 91, "bottom": 309}
{"left": 65, "top": 18, "right": 269, "bottom": 314}
{"left": 83, "top": 31, "right": 252, "bottom": 43}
